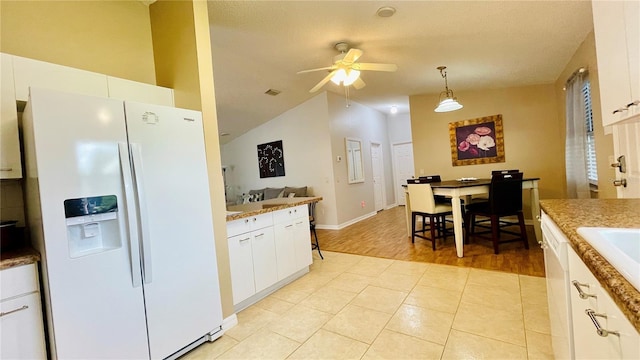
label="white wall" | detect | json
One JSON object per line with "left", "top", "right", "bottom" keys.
{"left": 387, "top": 112, "right": 412, "bottom": 144}
{"left": 327, "top": 92, "right": 392, "bottom": 225}
{"left": 221, "top": 93, "right": 338, "bottom": 225}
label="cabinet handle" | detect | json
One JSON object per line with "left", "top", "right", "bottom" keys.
{"left": 239, "top": 237, "right": 251, "bottom": 243}
{"left": 295, "top": 221, "right": 304, "bottom": 225}
{"left": 244, "top": 219, "right": 249, "bottom": 224}
{"left": 612, "top": 107, "right": 628, "bottom": 115}
{"left": 285, "top": 225, "right": 293, "bottom": 228}
{"left": 585, "top": 309, "right": 619, "bottom": 337}
{"left": 0, "top": 168, "right": 13, "bottom": 171}
{"left": 254, "top": 233, "right": 264, "bottom": 238}
{"left": 571, "top": 280, "right": 596, "bottom": 299}
{"left": 0, "top": 305, "right": 29, "bottom": 317}
{"left": 625, "top": 100, "right": 639, "bottom": 108}
{"left": 613, "top": 179, "right": 627, "bottom": 187}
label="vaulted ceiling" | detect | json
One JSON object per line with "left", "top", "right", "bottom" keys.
{"left": 207, "top": 1, "right": 594, "bottom": 144}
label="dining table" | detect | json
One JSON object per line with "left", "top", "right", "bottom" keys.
{"left": 403, "top": 177, "right": 541, "bottom": 257}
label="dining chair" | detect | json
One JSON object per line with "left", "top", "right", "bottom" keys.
{"left": 491, "top": 169, "right": 520, "bottom": 175}
{"left": 407, "top": 184, "right": 453, "bottom": 250}
{"left": 463, "top": 172, "right": 529, "bottom": 254}
{"left": 308, "top": 202, "right": 323, "bottom": 259}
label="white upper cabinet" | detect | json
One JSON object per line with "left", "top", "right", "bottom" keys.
{"left": 107, "top": 76, "right": 174, "bottom": 107}
{"left": 1, "top": 53, "right": 22, "bottom": 179}
{"left": 592, "top": 0, "right": 640, "bottom": 126}
{"left": 12, "top": 55, "right": 108, "bottom": 101}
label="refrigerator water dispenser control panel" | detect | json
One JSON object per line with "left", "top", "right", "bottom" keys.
{"left": 64, "top": 195, "right": 121, "bottom": 258}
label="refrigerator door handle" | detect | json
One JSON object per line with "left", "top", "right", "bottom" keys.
{"left": 130, "top": 143, "right": 153, "bottom": 284}
{"left": 118, "top": 142, "right": 142, "bottom": 288}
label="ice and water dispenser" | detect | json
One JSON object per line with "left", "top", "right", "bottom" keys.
{"left": 64, "top": 195, "right": 121, "bottom": 258}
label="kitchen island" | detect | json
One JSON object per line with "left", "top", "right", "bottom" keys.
{"left": 540, "top": 199, "right": 640, "bottom": 332}
{"left": 226, "top": 196, "right": 322, "bottom": 311}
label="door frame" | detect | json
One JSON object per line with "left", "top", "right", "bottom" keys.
{"left": 391, "top": 141, "right": 414, "bottom": 206}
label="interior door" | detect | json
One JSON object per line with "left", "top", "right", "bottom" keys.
{"left": 124, "top": 102, "right": 223, "bottom": 359}
{"left": 371, "top": 142, "right": 385, "bottom": 211}
{"left": 613, "top": 122, "right": 640, "bottom": 198}
{"left": 392, "top": 142, "right": 414, "bottom": 206}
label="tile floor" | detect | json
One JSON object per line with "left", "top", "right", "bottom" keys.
{"left": 181, "top": 251, "right": 554, "bottom": 359}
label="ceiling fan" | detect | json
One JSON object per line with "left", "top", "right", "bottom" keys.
{"left": 297, "top": 42, "right": 398, "bottom": 93}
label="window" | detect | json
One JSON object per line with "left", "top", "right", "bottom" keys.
{"left": 582, "top": 80, "right": 597, "bottom": 183}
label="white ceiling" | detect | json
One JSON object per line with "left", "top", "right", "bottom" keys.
{"left": 207, "top": 0, "right": 594, "bottom": 144}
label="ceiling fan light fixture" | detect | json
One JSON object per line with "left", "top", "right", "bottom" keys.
{"left": 434, "top": 66, "right": 463, "bottom": 113}
{"left": 331, "top": 68, "right": 347, "bottom": 85}
{"left": 343, "top": 69, "right": 360, "bottom": 86}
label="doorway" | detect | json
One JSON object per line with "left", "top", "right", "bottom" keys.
{"left": 392, "top": 142, "right": 414, "bottom": 206}
{"left": 370, "top": 142, "right": 386, "bottom": 211}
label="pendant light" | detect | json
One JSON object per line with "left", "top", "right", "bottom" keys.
{"left": 434, "top": 66, "right": 463, "bottom": 112}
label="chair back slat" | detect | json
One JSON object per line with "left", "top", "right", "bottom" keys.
{"left": 407, "top": 184, "right": 437, "bottom": 213}
{"left": 489, "top": 172, "right": 524, "bottom": 214}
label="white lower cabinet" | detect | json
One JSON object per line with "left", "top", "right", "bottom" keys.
{"left": 0, "top": 263, "right": 46, "bottom": 359}
{"left": 227, "top": 205, "right": 313, "bottom": 308}
{"left": 568, "top": 247, "right": 640, "bottom": 359}
{"left": 273, "top": 205, "right": 312, "bottom": 279}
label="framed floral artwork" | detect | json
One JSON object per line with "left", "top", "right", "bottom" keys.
{"left": 449, "top": 114, "right": 505, "bottom": 166}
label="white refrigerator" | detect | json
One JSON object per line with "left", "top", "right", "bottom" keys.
{"left": 22, "top": 87, "right": 223, "bottom": 359}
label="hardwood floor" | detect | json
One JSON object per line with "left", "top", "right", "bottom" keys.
{"left": 316, "top": 205, "right": 545, "bottom": 277}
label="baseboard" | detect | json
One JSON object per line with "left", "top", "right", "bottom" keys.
{"left": 222, "top": 313, "right": 238, "bottom": 332}
{"left": 316, "top": 211, "right": 377, "bottom": 230}
{"left": 384, "top": 203, "right": 398, "bottom": 210}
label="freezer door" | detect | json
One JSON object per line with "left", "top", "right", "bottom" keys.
{"left": 22, "top": 88, "right": 149, "bottom": 359}
{"left": 124, "top": 102, "right": 223, "bottom": 359}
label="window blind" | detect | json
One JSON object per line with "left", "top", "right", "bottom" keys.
{"left": 582, "top": 80, "right": 598, "bottom": 182}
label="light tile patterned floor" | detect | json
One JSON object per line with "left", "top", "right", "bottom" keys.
{"left": 181, "top": 251, "right": 554, "bottom": 360}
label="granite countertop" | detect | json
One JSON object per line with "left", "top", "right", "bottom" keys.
{"left": 226, "top": 196, "right": 323, "bottom": 221}
{"left": 0, "top": 246, "right": 41, "bottom": 270}
{"left": 540, "top": 199, "right": 640, "bottom": 332}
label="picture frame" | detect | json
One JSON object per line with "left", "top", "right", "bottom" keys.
{"left": 449, "top": 114, "right": 505, "bottom": 166}
{"left": 257, "top": 140, "right": 285, "bottom": 178}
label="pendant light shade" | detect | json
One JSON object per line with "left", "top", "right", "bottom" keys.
{"left": 434, "top": 66, "right": 463, "bottom": 113}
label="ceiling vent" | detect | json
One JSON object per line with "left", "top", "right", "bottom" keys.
{"left": 264, "top": 89, "right": 281, "bottom": 96}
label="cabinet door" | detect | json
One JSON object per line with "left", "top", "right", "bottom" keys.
{"left": 0, "top": 293, "right": 47, "bottom": 359}
{"left": 274, "top": 221, "right": 297, "bottom": 280}
{"left": 293, "top": 216, "right": 312, "bottom": 269}
{"left": 624, "top": 1, "right": 639, "bottom": 109}
{"left": 612, "top": 122, "right": 640, "bottom": 198}
{"left": 251, "top": 228, "right": 278, "bottom": 293}
{"left": 598, "top": 287, "right": 640, "bottom": 360}
{"left": 592, "top": 1, "right": 636, "bottom": 126}
{"left": 12, "top": 55, "right": 108, "bottom": 101}
{"left": 568, "top": 248, "right": 619, "bottom": 359}
{"left": 107, "top": 76, "right": 174, "bottom": 107}
{"left": 0, "top": 54, "right": 22, "bottom": 179}
{"left": 228, "top": 234, "right": 255, "bottom": 305}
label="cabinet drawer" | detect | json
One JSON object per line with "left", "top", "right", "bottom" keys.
{"left": 273, "top": 205, "right": 308, "bottom": 224}
{"left": 0, "top": 264, "right": 38, "bottom": 300}
{"left": 0, "top": 292, "right": 47, "bottom": 359}
{"left": 227, "top": 213, "right": 273, "bottom": 237}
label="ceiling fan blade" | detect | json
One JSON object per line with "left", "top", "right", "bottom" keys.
{"left": 297, "top": 66, "right": 335, "bottom": 74}
{"left": 352, "top": 77, "right": 366, "bottom": 90}
{"left": 342, "top": 48, "right": 363, "bottom": 64}
{"left": 352, "top": 63, "right": 398, "bottom": 72}
{"left": 309, "top": 69, "right": 338, "bottom": 93}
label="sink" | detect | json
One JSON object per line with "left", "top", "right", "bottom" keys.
{"left": 577, "top": 227, "right": 640, "bottom": 292}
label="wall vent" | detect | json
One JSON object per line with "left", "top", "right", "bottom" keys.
{"left": 264, "top": 89, "right": 281, "bottom": 96}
